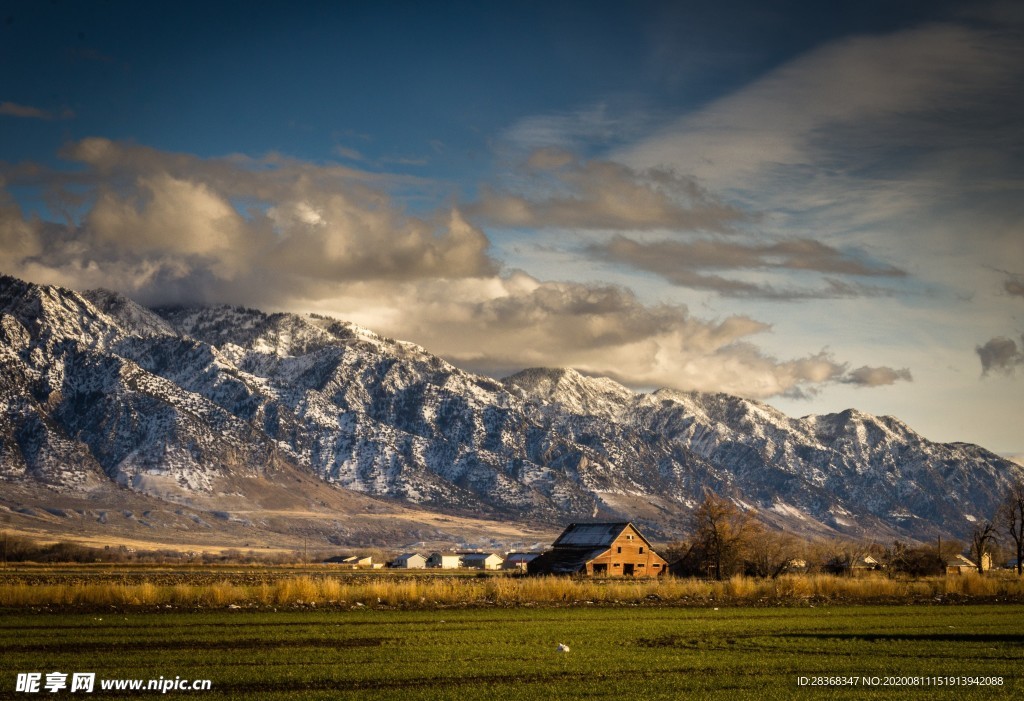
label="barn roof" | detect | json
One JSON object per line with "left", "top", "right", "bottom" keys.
{"left": 944, "top": 554, "right": 977, "bottom": 568}
{"left": 528, "top": 548, "right": 610, "bottom": 574}
{"left": 552, "top": 522, "right": 652, "bottom": 549}
{"left": 505, "top": 552, "right": 541, "bottom": 562}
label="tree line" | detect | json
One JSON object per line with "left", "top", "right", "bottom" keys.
{"left": 666, "top": 481, "right": 1024, "bottom": 580}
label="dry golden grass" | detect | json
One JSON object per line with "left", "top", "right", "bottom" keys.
{"left": 1, "top": 572, "right": 1022, "bottom": 608}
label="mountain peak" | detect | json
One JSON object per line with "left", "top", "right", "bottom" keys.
{"left": 82, "top": 288, "right": 179, "bottom": 338}
{"left": 503, "top": 367, "right": 634, "bottom": 417}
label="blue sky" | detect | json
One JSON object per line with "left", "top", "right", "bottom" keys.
{"left": 1, "top": 0, "right": 1022, "bottom": 456}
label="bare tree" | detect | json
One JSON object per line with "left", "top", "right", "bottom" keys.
{"left": 971, "top": 522, "right": 997, "bottom": 574}
{"left": 687, "top": 490, "right": 758, "bottom": 580}
{"left": 745, "top": 529, "right": 800, "bottom": 578}
{"left": 1001, "top": 482, "right": 1024, "bottom": 576}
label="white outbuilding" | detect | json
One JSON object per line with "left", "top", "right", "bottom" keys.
{"left": 426, "top": 552, "right": 462, "bottom": 569}
{"left": 391, "top": 553, "right": 427, "bottom": 569}
{"left": 461, "top": 552, "right": 504, "bottom": 570}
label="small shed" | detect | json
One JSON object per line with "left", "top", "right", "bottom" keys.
{"left": 391, "top": 553, "right": 427, "bottom": 569}
{"left": 527, "top": 522, "right": 668, "bottom": 577}
{"left": 502, "top": 552, "right": 541, "bottom": 571}
{"left": 427, "top": 552, "right": 462, "bottom": 569}
{"left": 462, "top": 553, "right": 504, "bottom": 570}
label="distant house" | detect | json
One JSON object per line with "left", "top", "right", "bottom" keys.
{"left": 850, "top": 555, "right": 883, "bottom": 574}
{"left": 426, "top": 552, "right": 462, "bottom": 569}
{"left": 944, "top": 553, "right": 991, "bottom": 574}
{"left": 824, "top": 554, "right": 882, "bottom": 576}
{"left": 391, "top": 553, "right": 427, "bottom": 569}
{"left": 502, "top": 552, "right": 541, "bottom": 571}
{"left": 527, "top": 522, "right": 668, "bottom": 577}
{"left": 944, "top": 554, "right": 977, "bottom": 575}
{"left": 324, "top": 554, "right": 373, "bottom": 568}
{"left": 461, "top": 553, "right": 504, "bottom": 570}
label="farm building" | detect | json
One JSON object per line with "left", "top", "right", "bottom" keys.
{"left": 391, "top": 553, "right": 427, "bottom": 569}
{"left": 824, "top": 554, "right": 882, "bottom": 576}
{"left": 850, "top": 555, "right": 883, "bottom": 574}
{"left": 462, "top": 553, "right": 504, "bottom": 570}
{"left": 324, "top": 554, "right": 374, "bottom": 568}
{"left": 426, "top": 552, "right": 462, "bottom": 569}
{"left": 527, "top": 522, "right": 668, "bottom": 577}
{"left": 502, "top": 552, "right": 541, "bottom": 571}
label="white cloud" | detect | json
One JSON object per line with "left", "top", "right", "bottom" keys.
{"left": 308, "top": 272, "right": 855, "bottom": 398}
{"left": 6, "top": 138, "right": 496, "bottom": 304}
{"left": 842, "top": 365, "right": 914, "bottom": 387}
{"left": 468, "top": 155, "right": 745, "bottom": 233}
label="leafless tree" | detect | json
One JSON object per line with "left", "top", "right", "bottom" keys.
{"left": 971, "top": 522, "right": 997, "bottom": 574}
{"left": 745, "top": 529, "right": 800, "bottom": 578}
{"left": 1001, "top": 482, "right": 1024, "bottom": 575}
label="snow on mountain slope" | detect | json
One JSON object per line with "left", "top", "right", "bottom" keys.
{"left": 504, "top": 367, "right": 635, "bottom": 419}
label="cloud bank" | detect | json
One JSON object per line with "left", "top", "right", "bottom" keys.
{"left": 0, "top": 138, "right": 912, "bottom": 399}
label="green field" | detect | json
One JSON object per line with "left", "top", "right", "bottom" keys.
{"left": 1, "top": 605, "right": 1022, "bottom": 699}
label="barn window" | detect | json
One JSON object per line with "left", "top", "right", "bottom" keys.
{"left": 617, "top": 546, "right": 622, "bottom": 554}
{"left": 639, "top": 547, "right": 645, "bottom": 554}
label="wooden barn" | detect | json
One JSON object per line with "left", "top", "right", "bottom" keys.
{"left": 527, "top": 522, "right": 668, "bottom": 577}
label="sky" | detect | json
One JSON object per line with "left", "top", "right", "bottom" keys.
{"left": 1, "top": 0, "right": 1022, "bottom": 455}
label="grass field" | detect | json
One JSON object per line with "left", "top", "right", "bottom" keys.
{"left": 3, "top": 566, "right": 1024, "bottom": 608}
{"left": 1, "top": 605, "right": 1022, "bottom": 700}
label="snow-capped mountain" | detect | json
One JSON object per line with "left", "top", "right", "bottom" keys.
{"left": 2, "top": 273, "right": 1021, "bottom": 543}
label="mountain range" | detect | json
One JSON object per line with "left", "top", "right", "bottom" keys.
{"left": 2, "top": 273, "right": 1021, "bottom": 549}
